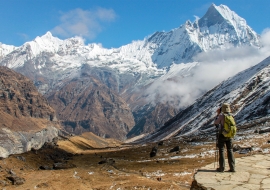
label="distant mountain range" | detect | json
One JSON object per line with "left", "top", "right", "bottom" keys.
{"left": 0, "top": 4, "right": 263, "bottom": 140}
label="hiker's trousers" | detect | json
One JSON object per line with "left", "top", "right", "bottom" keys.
{"left": 218, "top": 134, "right": 235, "bottom": 171}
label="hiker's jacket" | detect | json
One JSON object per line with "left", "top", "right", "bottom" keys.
{"left": 214, "top": 113, "right": 225, "bottom": 134}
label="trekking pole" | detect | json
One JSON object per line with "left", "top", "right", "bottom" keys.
{"left": 214, "top": 148, "right": 216, "bottom": 169}
{"left": 214, "top": 127, "right": 219, "bottom": 169}
{"left": 216, "top": 127, "right": 219, "bottom": 169}
{"left": 214, "top": 135, "right": 216, "bottom": 169}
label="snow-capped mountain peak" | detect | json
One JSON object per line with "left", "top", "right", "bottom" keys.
{"left": 22, "top": 32, "right": 61, "bottom": 56}
{"left": 130, "top": 4, "right": 260, "bottom": 68}
{"left": 38, "top": 31, "right": 54, "bottom": 40}
{"left": 198, "top": 4, "right": 259, "bottom": 47}
{"left": 20, "top": 32, "right": 87, "bottom": 57}
{"left": 1, "top": 4, "right": 260, "bottom": 71}
{"left": 0, "top": 4, "right": 261, "bottom": 84}
{"left": 0, "top": 43, "right": 17, "bottom": 58}
{"left": 198, "top": 4, "right": 234, "bottom": 28}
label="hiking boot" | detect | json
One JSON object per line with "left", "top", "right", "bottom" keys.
{"left": 228, "top": 169, "right": 236, "bottom": 172}
{"left": 216, "top": 168, "right": 224, "bottom": 172}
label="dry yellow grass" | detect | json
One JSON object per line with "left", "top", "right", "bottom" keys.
{"left": 58, "top": 132, "right": 123, "bottom": 154}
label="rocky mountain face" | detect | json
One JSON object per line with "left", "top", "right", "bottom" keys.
{"left": 0, "top": 66, "right": 60, "bottom": 158}
{"left": 127, "top": 103, "right": 178, "bottom": 138}
{"left": 0, "top": 4, "right": 261, "bottom": 140}
{"left": 47, "top": 68, "right": 135, "bottom": 140}
{"left": 135, "top": 56, "right": 270, "bottom": 143}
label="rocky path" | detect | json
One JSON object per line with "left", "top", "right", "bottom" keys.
{"left": 192, "top": 154, "right": 270, "bottom": 190}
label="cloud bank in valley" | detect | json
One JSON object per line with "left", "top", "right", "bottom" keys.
{"left": 51, "top": 8, "right": 116, "bottom": 40}
{"left": 145, "top": 29, "right": 270, "bottom": 109}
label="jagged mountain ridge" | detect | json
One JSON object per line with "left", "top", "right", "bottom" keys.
{"left": 0, "top": 4, "right": 261, "bottom": 140}
{"left": 134, "top": 56, "right": 270, "bottom": 143}
{"left": 0, "top": 4, "right": 259, "bottom": 84}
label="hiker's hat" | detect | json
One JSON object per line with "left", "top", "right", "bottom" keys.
{"left": 222, "top": 103, "right": 231, "bottom": 113}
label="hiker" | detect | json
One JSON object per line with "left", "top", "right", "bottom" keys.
{"left": 214, "top": 103, "right": 235, "bottom": 172}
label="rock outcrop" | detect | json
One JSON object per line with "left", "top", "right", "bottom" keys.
{"left": 0, "top": 66, "right": 60, "bottom": 158}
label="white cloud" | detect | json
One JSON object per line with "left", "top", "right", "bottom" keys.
{"left": 145, "top": 30, "right": 270, "bottom": 109}
{"left": 17, "top": 33, "right": 29, "bottom": 41}
{"left": 261, "top": 28, "right": 270, "bottom": 48}
{"left": 51, "top": 7, "right": 116, "bottom": 40}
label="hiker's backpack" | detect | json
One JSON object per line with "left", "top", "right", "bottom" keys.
{"left": 222, "top": 113, "right": 237, "bottom": 138}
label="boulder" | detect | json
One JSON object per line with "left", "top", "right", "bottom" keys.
{"left": 98, "top": 160, "right": 107, "bottom": 164}
{"left": 169, "top": 146, "right": 180, "bottom": 153}
{"left": 6, "top": 176, "right": 25, "bottom": 185}
{"left": 39, "top": 165, "right": 52, "bottom": 170}
{"left": 16, "top": 156, "right": 26, "bottom": 162}
{"left": 233, "top": 144, "right": 241, "bottom": 152}
{"left": 150, "top": 146, "right": 158, "bottom": 157}
{"left": 53, "top": 162, "right": 76, "bottom": 170}
{"left": 98, "top": 158, "right": 115, "bottom": 165}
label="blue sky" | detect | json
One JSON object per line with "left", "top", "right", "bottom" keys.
{"left": 0, "top": 0, "right": 269, "bottom": 48}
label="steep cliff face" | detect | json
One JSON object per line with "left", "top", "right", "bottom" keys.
{"left": 47, "top": 73, "right": 135, "bottom": 140}
{"left": 0, "top": 67, "right": 57, "bottom": 120}
{"left": 0, "top": 66, "right": 59, "bottom": 158}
